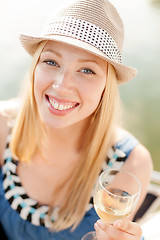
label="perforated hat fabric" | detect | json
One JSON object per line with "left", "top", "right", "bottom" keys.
{"left": 19, "top": 0, "right": 137, "bottom": 83}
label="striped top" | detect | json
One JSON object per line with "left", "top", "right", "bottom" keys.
{"left": 0, "top": 132, "right": 139, "bottom": 240}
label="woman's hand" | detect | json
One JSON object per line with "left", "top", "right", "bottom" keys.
{"left": 94, "top": 219, "right": 142, "bottom": 240}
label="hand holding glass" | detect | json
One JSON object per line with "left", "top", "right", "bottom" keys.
{"left": 82, "top": 168, "right": 141, "bottom": 240}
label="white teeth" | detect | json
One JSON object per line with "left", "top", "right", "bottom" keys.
{"left": 49, "top": 98, "right": 76, "bottom": 111}
{"left": 54, "top": 102, "right": 58, "bottom": 109}
{"left": 58, "top": 105, "right": 63, "bottom": 110}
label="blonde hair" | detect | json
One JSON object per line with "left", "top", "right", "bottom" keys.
{"left": 10, "top": 42, "right": 121, "bottom": 231}
{"left": 10, "top": 41, "right": 47, "bottom": 162}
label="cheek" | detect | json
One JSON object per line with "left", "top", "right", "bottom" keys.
{"left": 81, "top": 78, "right": 106, "bottom": 105}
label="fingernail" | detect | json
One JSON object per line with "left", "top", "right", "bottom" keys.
{"left": 96, "top": 219, "right": 102, "bottom": 227}
{"left": 94, "top": 222, "right": 99, "bottom": 229}
{"left": 113, "top": 220, "right": 122, "bottom": 228}
{"left": 95, "top": 221, "right": 100, "bottom": 228}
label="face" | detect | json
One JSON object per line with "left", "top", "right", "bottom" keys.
{"left": 34, "top": 41, "right": 107, "bottom": 130}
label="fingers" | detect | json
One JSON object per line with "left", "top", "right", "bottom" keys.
{"left": 94, "top": 219, "right": 142, "bottom": 240}
{"left": 113, "top": 220, "right": 142, "bottom": 237}
{"left": 94, "top": 222, "right": 110, "bottom": 239}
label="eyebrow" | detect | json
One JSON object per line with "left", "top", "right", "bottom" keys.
{"left": 77, "top": 59, "right": 100, "bottom": 66}
{"left": 42, "top": 49, "right": 100, "bottom": 66}
{"left": 42, "top": 49, "right": 62, "bottom": 57}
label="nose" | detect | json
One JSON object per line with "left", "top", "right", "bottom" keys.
{"left": 52, "top": 69, "right": 74, "bottom": 92}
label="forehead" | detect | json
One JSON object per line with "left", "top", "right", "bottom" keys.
{"left": 42, "top": 40, "right": 107, "bottom": 64}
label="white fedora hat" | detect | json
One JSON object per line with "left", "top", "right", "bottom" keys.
{"left": 19, "top": 0, "right": 137, "bottom": 84}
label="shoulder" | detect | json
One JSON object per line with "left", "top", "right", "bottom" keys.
{"left": 113, "top": 126, "right": 137, "bottom": 143}
{"left": 127, "top": 143, "right": 153, "bottom": 185}
{"left": 113, "top": 126, "right": 153, "bottom": 179}
{"left": 111, "top": 127, "right": 153, "bottom": 219}
{"left": 115, "top": 126, "right": 153, "bottom": 168}
{"left": 126, "top": 143, "right": 153, "bottom": 172}
{"left": 0, "top": 98, "right": 20, "bottom": 118}
{"left": 123, "top": 143, "right": 153, "bottom": 218}
{"left": 0, "top": 98, "right": 19, "bottom": 166}
{"left": 112, "top": 127, "right": 139, "bottom": 157}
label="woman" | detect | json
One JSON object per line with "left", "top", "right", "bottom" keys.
{"left": 0, "top": 0, "right": 152, "bottom": 239}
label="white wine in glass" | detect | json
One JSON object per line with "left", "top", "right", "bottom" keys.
{"left": 81, "top": 168, "right": 141, "bottom": 240}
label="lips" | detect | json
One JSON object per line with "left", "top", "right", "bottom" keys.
{"left": 46, "top": 95, "right": 79, "bottom": 111}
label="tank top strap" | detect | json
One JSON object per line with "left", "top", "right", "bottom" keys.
{"left": 101, "top": 132, "right": 139, "bottom": 171}
{"left": 114, "top": 133, "right": 139, "bottom": 158}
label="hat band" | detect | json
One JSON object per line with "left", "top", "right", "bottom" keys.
{"left": 43, "top": 17, "right": 122, "bottom": 63}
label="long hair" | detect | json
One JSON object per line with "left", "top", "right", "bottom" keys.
{"left": 10, "top": 41, "right": 47, "bottom": 162}
{"left": 10, "top": 42, "right": 121, "bottom": 231}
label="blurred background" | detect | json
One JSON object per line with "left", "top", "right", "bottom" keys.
{"left": 0, "top": 0, "right": 160, "bottom": 170}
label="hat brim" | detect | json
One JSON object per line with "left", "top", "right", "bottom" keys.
{"left": 19, "top": 34, "right": 137, "bottom": 84}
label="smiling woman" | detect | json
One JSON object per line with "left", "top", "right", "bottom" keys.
{"left": 33, "top": 41, "right": 107, "bottom": 128}
{"left": 0, "top": 0, "right": 152, "bottom": 240}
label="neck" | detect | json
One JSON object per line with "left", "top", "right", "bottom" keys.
{"left": 46, "top": 122, "right": 88, "bottom": 149}
{"left": 37, "top": 118, "right": 90, "bottom": 165}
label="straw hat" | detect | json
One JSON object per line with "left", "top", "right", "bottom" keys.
{"left": 19, "top": 0, "right": 137, "bottom": 83}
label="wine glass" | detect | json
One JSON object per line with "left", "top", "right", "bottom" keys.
{"left": 81, "top": 168, "right": 141, "bottom": 240}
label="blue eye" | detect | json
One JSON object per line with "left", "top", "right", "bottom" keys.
{"left": 81, "top": 69, "right": 95, "bottom": 74}
{"left": 44, "top": 60, "right": 59, "bottom": 67}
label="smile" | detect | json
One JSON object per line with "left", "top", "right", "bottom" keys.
{"left": 46, "top": 95, "right": 79, "bottom": 111}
